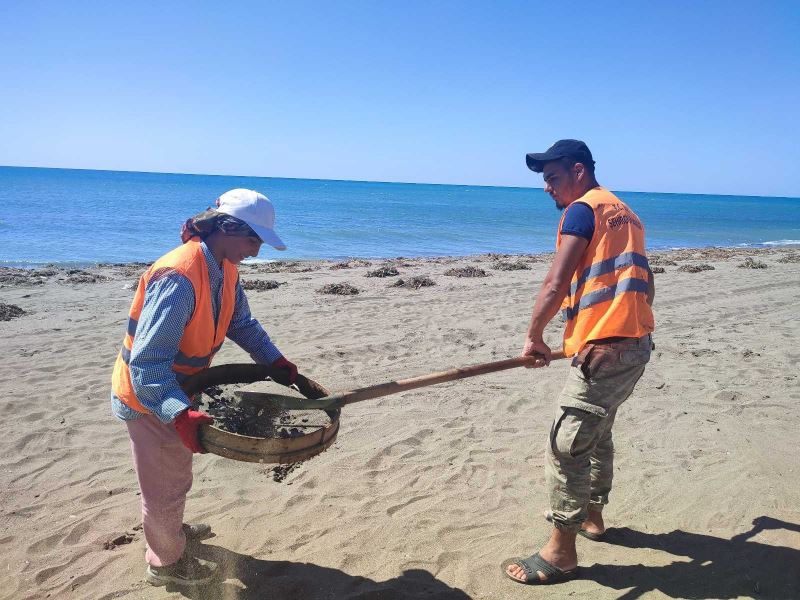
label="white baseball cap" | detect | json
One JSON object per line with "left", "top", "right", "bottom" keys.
{"left": 215, "top": 188, "right": 286, "bottom": 250}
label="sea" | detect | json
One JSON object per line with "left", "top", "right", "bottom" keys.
{"left": 1, "top": 166, "right": 799, "bottom": 268}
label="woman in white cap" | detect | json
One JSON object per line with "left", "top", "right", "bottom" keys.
{"left": 110, "top": 189, "right": 297, "bottom": 587}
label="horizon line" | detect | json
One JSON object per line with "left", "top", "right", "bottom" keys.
{"left": 1, "top": 163, "right": 798, "bottom": 201}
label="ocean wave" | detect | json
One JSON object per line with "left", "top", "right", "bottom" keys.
{"left": 760, "top": 239, "right": 800, "bottom": 247}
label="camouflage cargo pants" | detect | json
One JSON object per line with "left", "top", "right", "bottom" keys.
{"left": 545, "top": 334, "right": 652, "bottom": 531}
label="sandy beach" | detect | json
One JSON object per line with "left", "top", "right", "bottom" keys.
{"left": 1, "top": 246, "right": 799, "bottom": 600}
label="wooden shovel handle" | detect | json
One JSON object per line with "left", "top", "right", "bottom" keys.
{"left": 323, "top": 350, "right": 566, "bottom": 408}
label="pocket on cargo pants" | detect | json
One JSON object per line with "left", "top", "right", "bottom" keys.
{"left": 551, "top": 407, "right": 604, "bottom": 459}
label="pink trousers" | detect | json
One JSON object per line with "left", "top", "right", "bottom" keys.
{"left": 126, "top": 414, "right": 193, "bottom": 567}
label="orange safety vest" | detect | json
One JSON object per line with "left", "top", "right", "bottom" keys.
{"left": 111, "top": 238, "right": 239, "bottom": 414}
{"left": 557, "top": 187, "right": 654, "bottom": 357}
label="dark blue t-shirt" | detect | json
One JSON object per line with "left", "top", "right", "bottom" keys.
{"left": 560, "top": 201, "right": 595, "bottom": 241}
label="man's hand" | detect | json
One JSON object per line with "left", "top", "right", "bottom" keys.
{"left": 271, "top": 356, "right": 298, "bottom": 384}
{"left": 521, "top": 339, "right": 552, "bottom": 368}
{"left": 173, "top": 409, "right": 213, "bottom": 453}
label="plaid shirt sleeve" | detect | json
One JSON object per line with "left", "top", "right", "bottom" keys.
{"left": 127, "top": 269, "right": 195, "bottom": 423}
{"left": 226, "top": 278, "right": 283, "bottom": 364}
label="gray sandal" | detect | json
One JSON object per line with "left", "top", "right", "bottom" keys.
{"left": 501, "top": 553, "right": 579, "bottom": 585}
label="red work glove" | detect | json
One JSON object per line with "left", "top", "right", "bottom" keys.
{"left": 173, "top": 409, "right": 213, "bottom": 453}
{"left": 271, "top": 356, "right": 298, "bottom": 384}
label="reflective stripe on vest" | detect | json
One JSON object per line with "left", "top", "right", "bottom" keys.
{"left": 562, "top": 276, "right": 650, "bottom": 321}
{"left": 127, "top": 316, "right": 138, "bottom": 338}
{"left": 568, "top": 251, "right": 650, "bottom": 299}
{"left": 557, "top": 188, "right": 654, "bottom": 357}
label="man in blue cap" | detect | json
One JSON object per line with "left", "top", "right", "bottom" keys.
{"left": 503, "top": 140, "right": 655, "bottom": 585}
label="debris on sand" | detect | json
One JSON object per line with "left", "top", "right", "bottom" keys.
{"left": 365, "top": 265, "right": 400, "bottom": 278}
{"left": 0, "top": 303, "right": 26, "bottom": 321}
{"left": 203, "top": 385, "right": 283, "bottom": 438}
{"left": 444, "top": 266, "right": 490, "bottom": 278}
{"left": 0, "top": 268, "right": 48, "bottom": 287}
{"left": 270, "top": 463, "right": 302, "bottom": 482}
{"left": 678, "top": 264, "right": 715, "bottom": 273}
{"left": 651, "top": 266, "right": 666, "bottom": 274}
{"left": 61, "top": 269, "right": 111, "bottom": 284}
{"left": 391, "top": 276, "right": 435, "bottom": 289}
{"left": 251, "top": 261, "right": 318, "bottom": 273}
{"left": 649, "top": 256, "right": 678, "bottom": 266}
{"left": 103, "top": 533, "right": 135, "bottom": 550}
{"left": 491, "top": 260, "right": 530, "bottom": 271}
{"left": 330, "top": 259, "right": 373, "bottom": 270}
{"left": 242, "top": 279, "right": 284, "bottom": 291}
{"left": 317, "top": 283, "right": 360, "bottom": 295}
{"left": 668, "top": 248, "right": 741, "bottom": 261}
{"left": 104, "top": 263, "right": 150, "bottom": 278}
{"left": 738, "top": 257, "right": 768, "bottom": 269}
{"left": 777, "top": 253, "right": 800, "bottom": 263}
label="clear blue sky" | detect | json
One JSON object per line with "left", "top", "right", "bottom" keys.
{"left": 1, "top": 1, "right": 798, "bottom": 196}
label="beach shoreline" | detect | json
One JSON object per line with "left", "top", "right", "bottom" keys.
{"left": 1, "top": 245, "right": 799, "bottom": 599}
{"left": 2, "top": 242, "right": 799, "bottom": 275}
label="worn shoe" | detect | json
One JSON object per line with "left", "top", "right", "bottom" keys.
{"left": 182, "top": 522, "right": 212, "bottom": 540}
{"left": 501, "top": 553, "right": 579, "bottom": 585}
{"left": 146, "top": 555, "right": 218, "bottom": 587}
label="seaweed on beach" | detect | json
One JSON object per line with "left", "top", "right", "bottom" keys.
{"left": 241, "top": 279, "right": 284, "bottom": 291}
{"left": 365, "top": 265, "right": 400, "bottom": 278}
{"left": 317, "top": 283, "right": 360, "bottom": 295}
{"left": 491, "top": 260, "right": 531, "bottom": 271}
{"left": 0, "top": 268, "right": 48, "bottom": 287}
{"left": 777, "top": 253, "right": 800, "bottom": 263}
{"left": 62, "top": 273, "right": 111, "bottom": 284}
{"left": 330, "top": 259, "right": 373, "bottom": 270}
{"left": 651, "top": 266, "right": 666, "bottom": 274}
{"left": 738, "top": 257, "right": 768, "bottom": 269}
{"left": 252, "top": 261, "right": 318, "bottom": 273}
{"left": 444, "top": 266, "right": 490, "bottom": 278}
{"left": 649, "top": 256, "right": 678, "bottom": 266}
{"left": 390, "top": 276, "right": 435, "bottom": 289}
{"left": 58, "top": 269, "right": 111, "bottom": 284}
{"left": 0, "top": 303, "right": 25, "bottom": 321}
{"left": 113, "top": 264, "right": 149, "bottom": 278}
{"left": 678, "top": 264, "right": 715, "bottom": 273}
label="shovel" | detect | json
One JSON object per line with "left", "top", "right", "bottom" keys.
{"left": 235, "top": 351, "right": 566, "bottom": 411}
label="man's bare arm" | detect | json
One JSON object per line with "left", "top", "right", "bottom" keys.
{"left": 524, "top": 234, "right": 589, "bottom": 360}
